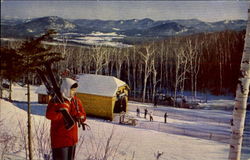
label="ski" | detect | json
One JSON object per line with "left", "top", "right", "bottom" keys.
{"left": 44, "top": 63, "right": 62, "bottom": 100}
{"left": 37, "top": 65, "right": 75, "bottom": 130}
{"left": 36, "top": 69, "right": 54, "bottom": 95}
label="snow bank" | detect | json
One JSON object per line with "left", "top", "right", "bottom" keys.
{"left": 78, "top": 119, "right": 229, "bottom": 160}
{"left": 0, "top": 99, "right": 27, "bottom": 132}
{"left": 0, "top": 84, "right": 235, "bottom": 160}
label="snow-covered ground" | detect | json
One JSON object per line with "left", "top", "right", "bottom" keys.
{"left": 0, "top": 84, "right": 249, "bottom": 160}
{"left": 55, "top": 32, "right": 131, "bottom": 48}
{"left": 1, "top": 31, "right": 132, "bottom": 48}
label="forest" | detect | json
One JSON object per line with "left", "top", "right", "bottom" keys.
{"left": 1, "top": 30, "right": 245, "bottom": 103}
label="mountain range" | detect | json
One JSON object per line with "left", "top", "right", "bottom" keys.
{"left": 1, "top": 16, "right": 247, "bottom": 45}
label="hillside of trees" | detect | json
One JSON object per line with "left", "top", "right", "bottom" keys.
{"left": 1, "top": 30, "right": 245, "bottom": 102}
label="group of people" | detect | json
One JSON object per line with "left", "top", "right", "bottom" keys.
{"left": 136, "top": 107, "right": 168, "bottom": 123}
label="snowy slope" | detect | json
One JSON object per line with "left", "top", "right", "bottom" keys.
{"left": 0, "top": 84, "right": 248, "bottom": 160}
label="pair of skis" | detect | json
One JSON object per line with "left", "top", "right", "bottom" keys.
{"left": 36, "top": 63, "right": 75, "bottom": 130}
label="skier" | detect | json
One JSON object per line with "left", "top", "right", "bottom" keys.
{"left": 144, "top": 108, "right": 148, "bottom": 119}
{"left": 46, "top": 78, "right": 86, "bottom": 160}
{"left": 136, "top": 107, "right": 140, "bottom": 117}
{"left": 164, "top": 112, "right": 168, "bottom": 123}
{"left": 149, "top": 112, "right": 153, "bottom": 122}
{"left": 154, "top": 95, "right": 158, "bottom": 107}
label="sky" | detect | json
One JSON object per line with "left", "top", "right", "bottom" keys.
{"left": 1, "top": 1, "right": 249, "bottom": 22}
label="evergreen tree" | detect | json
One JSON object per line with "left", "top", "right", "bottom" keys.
{"left": 1, "top": 29, "right": 63, "bottom": 160}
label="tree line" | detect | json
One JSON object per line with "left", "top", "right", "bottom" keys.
{"left": 1, "top": 30, "right": 245, "bottom": 102}
{"left": 56, "top": 30, "right": 245, "bottom": 102}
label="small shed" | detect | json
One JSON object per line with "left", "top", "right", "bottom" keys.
{"left": 77, "top": 74, "right": 129, "bottom": 120}
{"left": 36, "top": 85, "right": 51, "bottom": 104}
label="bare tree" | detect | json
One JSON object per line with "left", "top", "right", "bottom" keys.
{"left": 108, "top": 48, "right": 116, "bottom": 76}
{"left": 91, "top": 45, "right": 107, "bottom": 74}
{"left": 80, "top": 47, "right": 92, "bottom": 74}
{"left": 131, "top": 46, "right": 139, "bottom": 98}
{"left": 186, "top": 38, "right": 202, "bottom": 99}
{"left": 0, "top": 77, "right": 2, "bottom": 99}
{"left": 152, "top": 58, "right": 158, "bottom": 102}
{"left": 164, "top": 43, "right": 171, "bottom": 95}
{"left": 124, "top": 47, "right": 131, "bottom": 87}
{"left": 159, "top": 42, "right": 165, "bottom": 91}
{"left": 18, "top": 119, "right": 28, "bottom": 160}
{"left": 103, "top": 48, "right": 112, "bottom": 75}
{"left": 5, "top": 41, "right": 23, "bottom": 101}
{"left": 0, "top": 120, "right": 17, "bottom": 160}
{"left": 63, "top": 47, "right": 75, "bottom": 72}
{"left": 173, "top": 46, "right": 189, "bottom": 106}
{"left": 33, "top": 119, "right": 51, "bottom": 160}
{"left": 139, "top": 44, "right": 155, "bottom": 102}
{"left": 114, "top": 48, "right": 125, "bottom": 79}
{"left": 81, "top": 125, "right": 124, "bottom": 160}
{"left": 228, "top": 8, "right": 250, "bottom": 160}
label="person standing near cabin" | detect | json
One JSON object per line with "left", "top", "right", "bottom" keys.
{"left": 154, "top": 95, "right": 158, "bottom": 107}
{"left": 164, "top": 112, "right": 168, "bottom": 123}
{"left": 121, "top": 96, "right": 126, "bottom": 112}
{"left": 46, "top": 78, "right": 86, "bottom": 160}
{"left": 136, "top": 107, "right": 140, "bottom": 117}
{"left": 149, "top": 112, "right": 153, "bottom": 122}
{"left": 144, "top": 108, "right": 148, "bottom": 119}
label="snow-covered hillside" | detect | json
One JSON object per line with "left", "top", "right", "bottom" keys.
{"left": 0, "top": 84, "right": 249, "bottom": 160}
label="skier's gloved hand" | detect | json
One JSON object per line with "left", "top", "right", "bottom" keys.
{"left": 75, "top": 115, "right": 85, "bottom": 123}
{"left": 79, "top": 116, "right": 85, "bottom": 123}
{"left": 58, "top": 103, "right": 70, "bottom": 112}
{"left": 74, "top": 111, "right": 85, "bottom": 122}
{"left": 74, "top": 115, "right": 86, "bottom": 130}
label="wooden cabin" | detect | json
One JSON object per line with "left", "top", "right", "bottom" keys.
{"left": 77, "top": 74, "right": 129, "bottom": 120}
{"left": 36, "top": 85, "right": 50, "bottom": 104}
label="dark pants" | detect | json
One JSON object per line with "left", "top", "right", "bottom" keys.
{"left": 150, "top": 116, "right": 153, "bottom": 121}
{"left": 52, "top": 145, "right": 76, "bottom": 160}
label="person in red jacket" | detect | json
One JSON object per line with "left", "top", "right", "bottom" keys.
{"left": 46, "top": 78, "right": 86, "bottom": 160}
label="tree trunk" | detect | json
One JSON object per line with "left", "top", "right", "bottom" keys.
{"left": 27, "top": 76, "right": 33, "bottom": 160}
{"left": 159, "top": 42, "right": 164, "bottom": 91}
{"left": 194, "top": 53, "right": 201, "bottom": 99}
{"left": 141, "top": 45, "right": 154, "bottom": 102}
{"left": 174, "top": 53, "right": 181, "bottom": 106}
{"left": 132, "top": 64, "right": 136, "bottom": 98}
{"left": 9, "top": 80, "right": 12, "bottom": 101}
{"left": 126, "top": 55, "right": 131, "bottom": 88}
{"left": 165, "top": 49, "right": 170, "bottom": 95}
{"left": 219, "top": 45, "right": 223, "bottom": 94}
{"left": 116, "top": 63, "right": 122, "bottom": 79}
{"left": 142, "top": 73, "right": 148, "bottom": 103}
{"left": 152, "top": 60, "right": 157, "bottom": 104}
{"left": 132, "top": 47, "right": 137, "bottom": 98}
{"left": 0, "top": 77, "right": 3, "bottom": 99}
{"left": 228, "top": 8, "right": 250, "bottom": 160}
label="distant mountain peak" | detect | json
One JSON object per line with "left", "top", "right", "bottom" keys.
{"left": 1, "top": 16, "right": 247, "bottom": 40}
{"left": 33, "top": 16, "right": 62, "bottom": 21}
{"left": 150, "top": 22, "right": 184, "bottom": 31}
{"left": 141, "top": 18, "right": 153, "bottom": 21}
{"left": 140, "top": 18, "right": 154, "bottom": 22}
{"left": 25, "top": 16, "right": 76, "bottom": 31}
{"left": 223, "top": 20, "right": 237, "bottom": 24}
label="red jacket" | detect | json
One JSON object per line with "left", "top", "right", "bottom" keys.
{"left": 46, "top": 96, "right": 86, "bottom": 148}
